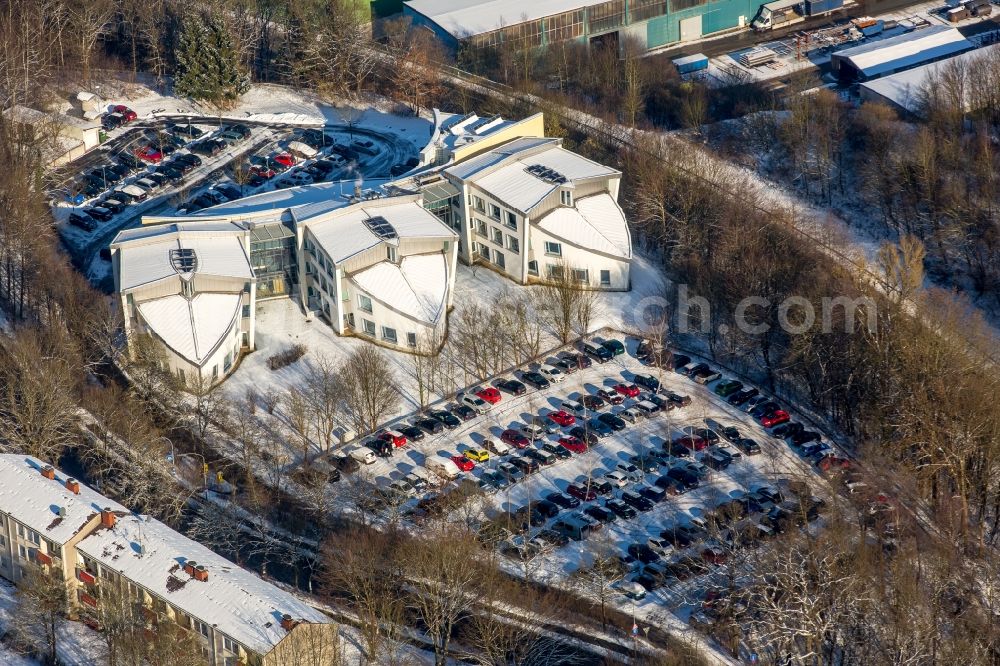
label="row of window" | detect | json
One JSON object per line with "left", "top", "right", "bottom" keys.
{"left": 471, "top": 195, "right": 518, "bottom": 230}
{"left": 525, "top": 260, "right": 613, "bottom": 286}
{"left": 355, "top": 316, "right": 418, "bottom": 347}
{"left": 473, "top": 219, "right": 520, "bottom": 254}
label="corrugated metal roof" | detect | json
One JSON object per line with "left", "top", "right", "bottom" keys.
{"left": 136, "top": 292, "right": 242, "bottom": 365}
{"left": 536, "top": 193, "right": 631, "bottom": 259}
{"left": 444, "top": 137, "right": 557, "bottom": 180}
{"left": 350, "top": 253, "right": 449, "bottom": 323}
{"left": 249, "top": 222, "right": 294, "bottom": 242}
{"left": 422, "top": 180, "right": 460, "bottom": 204}
{"left": 834, "top": 26, "right": 973, "bottom": 78}
{"left": 405, "top": 0, "right": 594, "bottom": 39}
{"left": 476, "top": 163, "right": 558, "bottom": 212}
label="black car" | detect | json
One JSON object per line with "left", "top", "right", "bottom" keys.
{"left": 591, "top": 479, "right": 613, "bottom": 496}
{"left": 101, "top": 113, "right": 124, "bottom": 130}
{"left": 364, "top": 438, "right": 392, "bottom": 457}
{"left": 569, "top": 427, "right": 599, "bottom": 447}
{"left": 597, "top": 413, "right": 626, "bottom": 432}
{"left": 144, "top": 172, "right": 168, "bottom": 187}
{"left": 545, "top": 492, "right": 580, "bottom": 509}
{"left": 772, "top": 422, "right": 804, "bottom": 438}
{"left": 728, "top": 387, "right": 759, "bottom": 406}
{"left": 398, "top": 425, "right": 425, "bottom": 442}
{"left": 666, "top": 441, "right": 692, "bottom": 458}
{"left": 621, "top": 491, "right": 654, "bottom": 512}
{"left": 554, "top": 357, "right": 578, "bottom": 375}
{"left": 606, "top": 498, "right": 637, "bottom": 520}
{"left": 632, "top": 572, "right": 660, "bottom": 592}
{"left": 639, "top": 485, "right": 666, "bottom": 505}
{"left": 68, "top": 213, "right": 96, "bottom": 231}
{"left": 165, "top": 159, "right": 194, "bottom": 174}
{"left": 672, "top": 354, "right": 691, "bottom": 371}
{"left": 97, "top": 198, "right": 125, "bottom": 214}
{"left": 584, "top": 505, "right": 616, "bottom": 525}
{"left": 534, "top": 499, "right": 560, "bottom": 519}
{"left": 581, "top": 395, "right": 606, "bottom": 412}
{"left": 691, "top": 427, "right": 720, "bottom": 444}
{"left": 524, "top": 448, "right": 555, "bottom": 467}
{"left": 654, "top": 475, "right": 685, "bottom": 495}
{"left": 685, "top": 362, "right": 708, "bottom": 377}
{"left": 560, "top": 351, "right": 592, "bottom": 369}
{"left": 497, "top": 378, "right": 526, "bottom": 395}
{"left": 117, "top": 152, "right": 144, "bottom": 170}
{"left": 537, "top": 528, "right": 569, "bottom": 547}
{"left": 105, "top": 162, "right": 130, "bottom": 179}
{"left": 157, "top": 166, "right": 185, "bottom": 183}
{"left": 430, "top": 410, "right": 460, "bottom": 429}
{"left": 171, "top": 123, "right": 204, "bottom": 138}
{"left": 751, "top": 401, "right": 782, "bottom": 419}
{"left": 83, "top": 206, "right": 113, "bottom": 222}
{"left": 450, "top": 404, "right": 476, "bottom": 421}
{"left": 660, "top": 525, "right": 697, "bottom": 548}
{"left": 666, "top": 467, "right": 699, "bottom": 490}
{"left": 736, "top": 438, "right": 761, "bottom": 455}
{"left": 174, "top": 152, "right": 202, "bottom": 167}
{"left": 635, "top": 374, "right": 660, "bottom": 391}
{"left": 542, "top": 442, "right": 572, "bottom": 460}
{"left": 190, "top": 140, "right": 222, "bottom": 157}
{"left": 521, "top": 371, "right": 549, "bottom": 389}
{"left": 627, "top": 543, "right": 660, "bottom": 564}
{"left": 215, "top": 183, "right": 242, "bottom": 200}
{"left": 88, "top": 169, "right": 116, "bottom": 185}
{"left": 601, "top": 339, "right": 625, "bottom": 357}
{"left": 226, "top": 123, "right": 251, "bottom": 139}
{"left": 510, "top": 456, "right": 539, "bottom": 475}
{"left": 412, "top": 418, "right": 444, "bottom": 435}
{"left": 790, "top": 430, "right": 821, "bottom": 446}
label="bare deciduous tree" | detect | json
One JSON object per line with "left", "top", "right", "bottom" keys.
{"left": 338, "top": 346, "right": 399, "bottom": 434}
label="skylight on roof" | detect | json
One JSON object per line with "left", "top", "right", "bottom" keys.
{"left": 364, "top": 215, "right": 397, "bottom": 240}
{"left": 526, "top": 163, "right": 567, "bottom": 185}
{"left": 169, "top": 248, "right": 198, "bottom": 273}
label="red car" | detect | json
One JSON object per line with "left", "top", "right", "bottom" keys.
{"left": 566, "top": 483, "right": 597, "bottom": 502}
{"left": 816, "top": 455, "right": 851, "bottom": 474}
{"left": 614, "top": 383, "right": 640, "bottom": 398}
{"left": 761, "top": 410, "right": 790, "bottom": 428}
{"left": 702, "top": 546, "right": 727, "bottom": 565}
{"left": 558, "top": 436, "right": 587, "bottom": 454}
{"left": 500, "top": 429, "right": 529, "bottom": 449}
{"left": 273, "top": 152, "right": 295, "bottom": 167}
{"left": 251, "top": 165, "right": 276, "bottom": 179}
{"left": 476, "top": 387, "right": 502, "bottom": 404}
{"left": 112, "top": 104, "right": 137, "bottom": 121}
{"left": 597, "top": 388, "right": 624, "bottom": 405}
{"left": 547, "top": 410, "right": 576, "bottom": 428}
{"left": 377, "top": 429, "right": 407, "bottom": 448}
{"left": 450, "top": 455, "right": 475, "bottom": 472}
{"left": 135, "top": 146, "right": 162, "bottom": 163}
{"left": 674, "top": 435, "right": 708, "bottom": 452}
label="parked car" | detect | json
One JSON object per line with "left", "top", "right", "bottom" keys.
{"left": 674, "top": 435, "right": 708, "bottom": 452}
{"left": 460, "top": 393, "right": 491, "bottom": 414}
{"left": 584, "top": 505, "right": 616, "bottom": 525}
{"left": 464, "top": 448, "right": 490, "bottom": 463}
{"left": 672, "top": 354, "right": 691, "bottom": 371}
{"left": 627, "top": 543, "right": 660, "bottom": 564}
{"left": 597, "top": 388, "right": 624, "bottom": 405}
{"left": 666, "top": 467, "right": 699, "bottom": 491}
{"left": 510, "top": 456, "right": 539, "bottom": 475}
{"left": 604, "top": 471, "right": 628, "bottom": 488}
{"left": 629, "top": 453, "right": 659, "bottom": 474}
{"left": 398, "top": 425, "right": 425, "bottom": 442}
{"left": 546, "top": 492, "right": 580, "bottom": 509}
{"left": 542, "top": 441, "right": 572, "bottom": 460}
{"left": 728, "top": 387, "right": 759, "bottom": 406}
{"left": 68, "top": 212, "right": 96, "bottom": 231}
{"left": 376, "top": 429, "right": 407, "bottom": 448}
{"left": 654, "top": 475, "right": 686, "bottom": 496}
{"left": 412, "top": 417, "right": 444, "bottom": 435}
{"left": 601, "top": 339, "right": 625, "bottom": 357}
{"left": 589, "top": 419, "right": 613, "bottom": 438}
{"left": 497, "top": 462, "right": 525, "bottom": 484}
{"left": 614, "top": 383, "right": 640, "bottom": 398}
{"left": 634, "top": 374, "right": 660, "bottom": 391}
{"left": 101, "top": 112, "right": 126, "bottom": 130}
{"left": 83, "top": 206, "right": 113, "bottom": 222}
{"left": 171, "top": 123, "right": 204, "bottom": 138}
{"left": 554, "top": 357, "right": 578, "bottom": 375}
{"left": 714, "top": 379, "right": 743, "bottom": 397}
{"left": 621, "top": 490, "right": 654, "bottom": 512}
{"left": 606, "top": 498, "right": 637, "bottom": 520}
{"left": 736, "top": 438, "right": 762, "bottom": 455}
{"left": 581, "top": 340, "right": 612, "bottom": 363}
{"left": 565, "top": 483, "right": 597, "bottom": 502}
{"left": 547, "top": 410, "right": 576, "bottom": 428}
{"left": 639, "top": 485, "right": 667, "bottom": 504}
{"left": 524, "top": 448, "right": 556, "bottom": 467}
{"left": 450, "top": 404, "right": 476, "bottom": 421}
{"left": 558, "top": 436, "right": 587, "bottom": 454}
{"left": 692, "top": 367, "right": 722, "bottom": 384}
{"left": 615, "top": 463, "right": 643, "bottom": 482}
{"left": 430, "top": 410, "right": 461, "bottom": 429}
{"left": 497, "top": 378, "right": 526, "bottom": 395}
{"left": 580, "top": 395, "right": 606, "bottom": 412}
{"left": 538, "top": 364, "right": 565, "bottom": 383}
{"left": 484, "top": 439, "right": 512, "bottom": 456}
{"left": 560, "top": 351, "right": 592, "bottom": 369}
{"left": 761, "top": 410, "right": 791, "bottom": 428}
{"left": 521, "top": 371, "right": 550, "bottom": 389}
{"left": 597, "top": 413, "right": 627, "bottom": 432}
{"left": 500, "top": 429, "right": 530, "bottom": 449}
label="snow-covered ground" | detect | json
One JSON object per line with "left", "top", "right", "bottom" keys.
{"left": 0, "top": 579, "right": 104, "bottom": 666}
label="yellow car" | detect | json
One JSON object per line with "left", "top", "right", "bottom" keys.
{"left": 464, "top": 448, "right": 490, "bottom": 463}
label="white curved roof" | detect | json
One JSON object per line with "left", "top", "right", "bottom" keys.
{"left": 137, "top": 292, "right": 242, "bottom": 365}
{"left": 350, "top": 253, "right": 449, "bottom": 324}
{"left": 536, "top": 193, "right": 631, "bottom": 259}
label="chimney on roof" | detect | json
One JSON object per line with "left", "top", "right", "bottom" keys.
{"left": 280, "top": 614, "right": 299, "bottom": 632}
{"left": 183, "top": 560, "right": 197, "bottom": 576}
{"left": 101, "top": 507, "right": 116, "bottom": 529}
{"left": 194, "top": 565, "right": 209, "bottom": 582}
{"left": 66, "top": 478, "right": 80, "bottom": 494}
{"left": 41, "top": 466, "right": 55, "bottom": 480}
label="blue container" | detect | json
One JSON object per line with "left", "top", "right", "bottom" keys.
{"left": 673, "top": 53, "right": 709, "bottom": 75}
{"left": 860, "top": 19, "right": 885, "bottom": 36}
{"left": 805, "top": 0, "right": 843, "bottom": 14}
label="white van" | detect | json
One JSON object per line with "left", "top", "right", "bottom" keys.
{"left": 347, "top": 446, "right": 375, "bottom": 465}
{"left": 520, "top": 424, "right": 546, "bottom": 440}
{"left": 561, "top": 400, "right": 586, "bottom": 416}
{"left": 426, "top": 457, "right": 461, "bottom": 480}
{"left": 636, "top": 400, "right": 661, "bottom": 417}
{"left": 539, "top": 364, "right": 565, "bottom": 383}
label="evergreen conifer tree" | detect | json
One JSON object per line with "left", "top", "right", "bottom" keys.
{"left": 173, "top": 13, "right": 250, "bottom": 107}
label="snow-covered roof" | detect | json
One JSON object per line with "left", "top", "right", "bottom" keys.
{"left": 833, "top": 26, "right": 974, "bottom": 79}
{"left": 192, "top": 180, "right": 391, "bottom": 219}
{"left": 405, "top": 0, "right": 593, "bottom": 39}
{"left": 431, "top": 110, "right": 530, "bottom": 155}
{"left": 114, "top": 223, "right": 252, "bottom": 291}
{"left": 136, "top": 293, "right": 242, "bottom": 366}
{"left": 0, "top": 455, "right": 128, "bottom": 545}
{"left": 446, "top": 138, "right": 619, "bottom": 213}
{"left": 350, "top": 253, "right": 450, "bottom": 323}
{"left": 859, "top": 43, "right": 1000, "bottom": 113}
{"left": 76, "top": 510, "right": 330, "bottom": 657}
{"left": 305, "top": 199, "right": 456, "bottom": 265}
{"left": 536, "top": 193, "right": 632, "bottom": 259}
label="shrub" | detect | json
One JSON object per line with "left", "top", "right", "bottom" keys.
{"left": 267, "top": 344, "right": 306, "bottom": 371}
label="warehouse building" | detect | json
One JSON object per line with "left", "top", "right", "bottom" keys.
{"left": 0, "top": 455, "right": 338, "bottom": 666}
{"left": 830, "top": 25, "right": 974, "bottom": 81}
{"left": 859, "top": 43, "right": 999, "bottom": 115}
{"left": 403, "top": 0, "right": 758, "bottom": 53}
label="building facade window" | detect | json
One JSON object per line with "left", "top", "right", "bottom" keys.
{"left": 362, "top": 319, "right": 376, "bottom": 336}
{"left": 528, "top": 260, "right": 539, "bottom": 276}
{"left": 475, "top": 219, "right": 488, "bottom": 237}
{"left": 222, "top": 636, "right": 239, "bottom": 654}
{"left": 494, "top": 251, "right": 506, "bottom": 270}
{"left": 194, "top": 620, "right": 210, "bottom": 639}
{"left": 17, "top": 545, "right": 28, "bottom": 560}
{"left": 600, "top": 270, "right": 611, "bottom": 286}
{"left": 473, "top": 196, "right": 485, "bottom": 213}
{"left": 573, "top": 268, "right": 589, "bottom": 284}
{"left": 358, "top": 294, "right": 373, "bottom": 313}
{"left": 544, "top": 242, "right": 562, "bottom": 256}
{"left": 506, "top": 236, "right": 520, "bottom": 254}
{"left": 488, "top": 203, "right": 501, "bottom": 219}
{"left": 382, "top": 327, "right": 398, "bottom": 344}
{"left": 478, "top": 245, "right": 490, "bottom": 262}
{"left": 212, "top": 365, "right": 219, "bottom": 380}
{"left": 242, "top": 304, "right": 250, "bottom": 318}
{"left": 505, "top": 211, "right": 517, "bottom": 229}
{"left": 560, "top": 189, "right": 573, "bottom": 206}
{"left": 407, "top": 332, "right": 417, "bottom": 347}
{"left": 224, "top": 351, "right": 233, "bottom": 372}
{"left": 547, "top": 264, "right": 564, "bottom": 279}
{"left": 491, "top": 228, "right": 503, "bottom": 246}
{"left": 386, "top": 246, "right": 397, "bottom": 262}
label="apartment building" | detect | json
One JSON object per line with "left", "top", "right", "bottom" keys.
{"left": 0, "top": 455, "right": 336, "bottom": 666}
